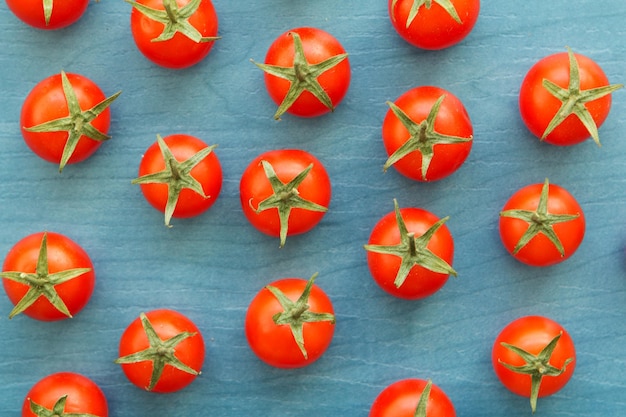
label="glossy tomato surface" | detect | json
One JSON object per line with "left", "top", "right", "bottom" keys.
{"left": 6, "top": 0, "right": 89, "bottom": 30}
{"left": 370, "top": 378, "right": 456, "bottom": 417}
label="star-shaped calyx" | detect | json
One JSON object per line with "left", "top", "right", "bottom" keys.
{"left": 114, "top": 312, "right": 199, "bottom": 391}
{"left": 250, "top": 160, "right": 328, "bottom": 247}
{"left": 392, "top": 0, "right": 462, "bottom": 27}
{"left": 383, "top": 95, "right": 472, "bottom": 180}
{"left": 267, "top": 273, "right": 335, "bottom": 359}
{"left": 541, "top": 47, "right": 623, "bottom": 146}
{"left": 23, "top": 71, "right": 121, "bottom": 172}
{"left": 28, "top": 395, "right": 101, "bottom": 417}
{"left": 252, "top": 32, "right": 348, "bottom": 120}
{"left": 364, "top": 199, "right": 456, "bottom": 288}
{"left": 132, "top": 135, "right": 217, "bottom": 227}
{"left": 498, "top": 333, "right": 573, "bottom": 413}
{"left": 500, "top": 178, "right": 580, "bottom": 257}
{"left": 0, "top": 232, "right": 92, "bottom": 319}
{"left": 127, "top": 0, "right": 220, "bottom": 43}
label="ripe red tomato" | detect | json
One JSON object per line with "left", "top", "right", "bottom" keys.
{"left": 21, "top": 71, "right": 121, "bottom": 172}
{"left": 245, "top": 273, "right": 335, "bottom": 368}
{"left": 382, "top": 86, "right": 473, "bottom": 182}
{"left": 519, "top": 47, "right": 623, "bottom": 146}
{"left": 388, "top": 0, "right": 480, "bottom": 50}
{"left": 133, "top": 134, "right": 222, "bottom": 227}
{"left": 492, "top": 316, "right": 576, "bottom": 413}
{"left": 22, "top": 372, "right": 108, "bottom": 417}
{"left": 253, "top": 27, "right": 351, "bottom": 119}
{"left": 128, "top": 0, "right": 219, "bottom": 69}
{"left": 115, "top": 309, "right": 205, "bottom": 393}
{"left": 239, "top": 149, "right": 331, "bottom": 247}
{"left": 499, "top": 178, "right": 585, "bottom": 267}
{"left": 365, "top": 200, "right": 456, "bottom": 300}
{"left": 6, "top": 0, "right": 89, "bottom": 30}
{"left": 1, "top": 231, "right": 95, "bottom": 321}
{"left": 370, "top": 378, "right": 456, "bottom": 417}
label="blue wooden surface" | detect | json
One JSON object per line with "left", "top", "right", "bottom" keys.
{"left": 1, "top": 1, "right": 625, "bottom": 415}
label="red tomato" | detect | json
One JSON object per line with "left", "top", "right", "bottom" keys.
{"left": 128, "top": 0, "right": 219, "bottom": 69}
{"left": 21, "top": 71, "right": 121, "bottom": 172}
{"left": 1, "top": 231, "right": 95, "bottom": 321}
{"left": 388, "top": 0, "right": 480, "bottom": 50}
{"left": 115, "top": 309, "right": 205, "bottom": 393}
{"left": 6, "top": 0, "right": 89, "bottom": 30}
{"left": 370, "top": 378, "right": 456, "bottom": 417}
{"left": 519, "top": 47, "right": 623, "bottom": 146}
{"left": 365, "top": 200, "right": 455, "bottom": 300}
{"left": 253, "top": 27, "right": 351, "bottom": 119}
{"left": 245, "top": 273, "right": 335, "bottom": 368}
{"left": 382, "top": 86, "right": 473, "bottom": 182}
{"left": 492, "top": 316, "right": 576, "bottom": 413}
{"left": 133, "top": 134, "right": 222, "bottom": 227}
{"left": 22, "top": 372, "right": 108, "bottom": 417}
{"left": 239, "top": 149, "right": 331, "bottom": 247}
{"left": 499, "top": 178, "right": 585, "bottom": 267}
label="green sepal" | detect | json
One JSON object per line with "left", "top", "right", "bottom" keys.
{"left": 43, "top": 0, "right": 53, "bottom": 25}
{"left": 391, "top": 0, "right": 462, "bottom": 27}
{"left": 29, "top": 395, "right": 102, "bottom": 417}
{"left": 413, "top": 379, "right": 432, "bottom": 417}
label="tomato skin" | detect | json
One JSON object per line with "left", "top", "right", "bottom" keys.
{"left": 21, "top": 72, "right": 111, "bottom": 167}
{"left": 492, "top": 316, "right": 576, "bottom": 399}
{"left": 239, "top": 149, "right": 331, "bottom": 240}
{"left": 367, "top": 207, "right": 454, "bottom": 300}
{"left": 137, "top": 134, "right": 222, "bottom": 220}
{"left": 382, "top": 86, "right": 473, "bottom": 182}
{"left": 388, "top": 0, "right": 480, "bottom": 50}
{"left": 370, "top": 378, "right": 456, "bottom": 417}
{"left": 130, "top": 0, "right": 219, "bottom": 69}
{"left": 2, "top": 232, "right": 95, "bottom": 321}
{"left": 22, "top": 372, "right": 108, "bottom": 417}
{"left": 499, "top": 181, "right": 585, "bottom": 267}
{"left": 263, "top": 27, "right": 351, "bottom": 117}
{"left": 6, "top": 0, "right": 89, "bottom": 30}
{"left": 118, "top": 309, "right": 205, "bottom": 393}
{"left": 519, "top": 51, "right": 614, "bottom": 145}
{"left": 245, "top": 278, "right": 335, "bottom": 368}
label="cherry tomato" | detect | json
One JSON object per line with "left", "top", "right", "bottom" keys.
{"left": 519, "top": 47, "right": 623, "bottom": 146}
{"left": 365, "top": 200, "right": 456, "bottom": 300}
{"left": 370, "top": 378, "right": 456, "bottom": 417}
{"left": 132, "top": 134, "right": 222, "bottom": 227}
{"left": 21, "top": 71, "right": 121, "bottom": 172}
{"left": 499, "top": 178, "right": 585, "bottom": 267}
{"left": 22, "top": 372, "right": 108, "bottom": 417}
{"left": 245, "top": 273, "right": 335, "bottom": 368}
{"left": 239, "top": 149, "right": 331, "bottom": 247}
{"left": 382, "top": 86, "right": 473, "bottom": 182}
{"left": 115, "top": 309, "right": 205, "bottom": 393}
{"left": 253, "top": 27, "right": 351, "bottom": 119}
{"left": 128, "top": 0, "right": 219, "bottom": 69}
{"left": 492, "top": 316, "right": 576, "bottom": 413}
{"left": 6, "top": 0, "right": 89, "bottom": 30}
{"left": 1, "top": 231, "right": 95, "bottom": 321}
{"left": 388, "top": 0, "right": 480, "bottom": 50}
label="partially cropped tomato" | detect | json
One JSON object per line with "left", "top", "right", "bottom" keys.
{"left": 519, "top": 47, "right": 623, "bottom": 146}
{"left": 239, "top": 149, "right": 331, "bottom": 247}
{"left": 133, "top": 134, "right": 222, "bottom": 227}
{"left": 1, "top": 231, "right": 95, "bottom": 321}
{"left": 492, "top": 316, "right": 576, "bottom": 413}
{"left": 23, "top": 372, "right": 108, "bottom": 417}
{"left": 370, "top": 379, "right": 456, "bottom": 417}
{"left": 365, "top": 200, "right": 455, "bottom": 300}
{"left": 252, "top": 27, "right": 351, "bottom": 119}
{"left": 382, "top": 86, "right": 473, "bottom": 182}
{"left": 499, "top": 178, "right": 585, "bottom": 267}
{"left": 388, "top": 0, "right": 480, "bottom": 50}
{"left": 6, "top": 0, "right": 89, "bottom": 30}
{"left": 115, "top": 309, "right": 205, "bottom": 393}
{"left": 21, "top": 71, "right": 121, "bottom": 172}
{"left": 128, "top": 0, "right": 219, "bottom": 69}
{"left": 245, "top": 273, "right": 335, "bottom": 368}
